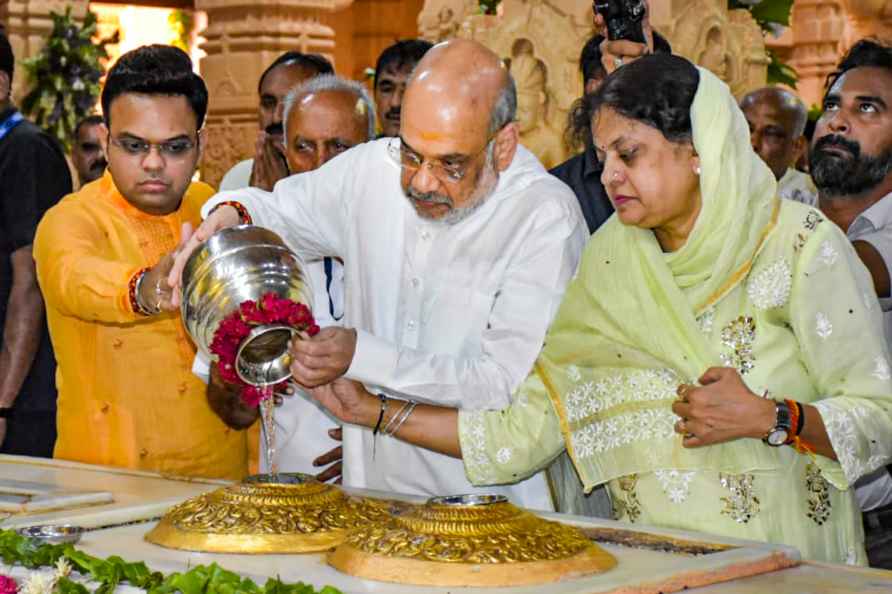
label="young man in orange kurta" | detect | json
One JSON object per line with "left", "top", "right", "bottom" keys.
{"left": 33, "top": 45, "right": 248, "bottom": 479}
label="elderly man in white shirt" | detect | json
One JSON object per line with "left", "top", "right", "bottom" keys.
{"left": 172, "top": 39, "right": 587, "bottom": 511}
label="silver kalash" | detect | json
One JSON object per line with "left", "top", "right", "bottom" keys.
{"left": 180, "top": 224, "right": 313, "bottom": 476}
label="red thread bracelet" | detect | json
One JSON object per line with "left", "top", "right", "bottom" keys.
{"left": 128, "top": 267, "right": 151, "bottom": 315}
{"left": 213, "top": 201, "right": 252, "bottom": 225}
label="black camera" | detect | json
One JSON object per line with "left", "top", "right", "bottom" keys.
{"left": 593, "top": 0, "right": 647, "bottom": 44}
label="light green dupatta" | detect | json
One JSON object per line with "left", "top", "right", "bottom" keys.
{"left": 536, "top": 67, "right": 783, "bottom": 492}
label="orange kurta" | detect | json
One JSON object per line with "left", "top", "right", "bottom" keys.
{"left": 33, "top": 171, "right": 248, "bottom": 480}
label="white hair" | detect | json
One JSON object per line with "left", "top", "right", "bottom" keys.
{"left": 282, "top": 74, "right": 377, "bottom": 141}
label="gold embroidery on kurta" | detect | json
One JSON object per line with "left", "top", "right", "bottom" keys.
{"left": 615, "top": 474, "right": 641, "bottom": 523}
{"left": 805, "top": 463, "right": 832, "bottom": 525}
{"left": 719, "top": 473, "right": 760, "bottom": 523}
{"left": 720, "top": 316, "right": 756, "bottom": 374}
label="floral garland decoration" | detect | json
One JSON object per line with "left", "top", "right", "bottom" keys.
{"left": 0, "top": 574, "right": 17, "bottom": 594}
{"left": 0, "top": 529, "right": 341, "bottom": 594}
{"left": 210, "top": 293, "right": 319, "bottom": 407}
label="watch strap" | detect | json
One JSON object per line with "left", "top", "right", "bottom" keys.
{"left": 763, "top": 400, "right": 792, "bottom": 446}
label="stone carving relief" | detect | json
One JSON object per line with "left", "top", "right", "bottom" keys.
{"left": 417, "top": 0, "right": 768, "bottom": 166}
{"left": 651, "top": 0, "right": 768, "bottom": 97}
{"left": 419, "top": 0, "right": 591, "bottom": 168}
{"left": 418, "top": 0, "right": 478, "bottom": 42}
{"left": 509, "top": 38, "right": 567, "bottom": 169}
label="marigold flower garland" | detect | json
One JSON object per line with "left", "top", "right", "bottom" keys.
{"left": 210, "top": 292, "right": 319, "bottom": 407}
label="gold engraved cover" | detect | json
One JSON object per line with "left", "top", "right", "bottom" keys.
{"left": 145, "top": 473, "right": 389, "bottom": 553}
{"left": 327, "top": 494, "right": 616, "bottom": 587}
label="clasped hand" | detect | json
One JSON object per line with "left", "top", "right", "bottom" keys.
{"left": 289, "top": 327, "right": 357, "bottom": 388}
{"left": 672, "top": 367, "right": 776, "bottom": 448}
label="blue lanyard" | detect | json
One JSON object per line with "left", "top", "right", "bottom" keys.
{"left": 0, "top": 111, "right": 24, "bottom": 142}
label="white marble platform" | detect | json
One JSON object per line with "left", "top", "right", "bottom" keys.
{"left": 0, "top": 455, "right": 889, "bottom": 594}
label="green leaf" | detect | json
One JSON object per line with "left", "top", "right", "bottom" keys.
{"left": 766, "top": 49, "right": 799, "bottom": 87}
{"left": 751, "top": 0, "right": 795, "bottom": 25}
{"left": 55, "top": 576, "right": 91, "bottom": 594}
{"left": 0, "top": 529, "right": 340, "bottom": 594}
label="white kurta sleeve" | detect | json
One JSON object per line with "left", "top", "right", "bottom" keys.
{"left": 346, "top": 192, "right": 588, "bottom": 410}
{"left": 790, "top": 216, "right": 892, "bottom": 490}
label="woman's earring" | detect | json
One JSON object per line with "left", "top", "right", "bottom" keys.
{"left": 694, "top": 165, "right": 702, "bottom": 175}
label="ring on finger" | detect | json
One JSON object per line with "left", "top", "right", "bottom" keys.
{"left": 613, "top": 56, "right": 623, "bottom": 68}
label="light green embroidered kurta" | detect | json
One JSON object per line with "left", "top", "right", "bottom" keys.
{"left": 460, "top": 200, "right": 892, "bottom": 565}
{"left": 457, "top": 67, "right": 892, "bottom": 566}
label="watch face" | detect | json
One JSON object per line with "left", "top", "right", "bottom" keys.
{"left": 767, "top": 430, "right": 788, "bottom": 446}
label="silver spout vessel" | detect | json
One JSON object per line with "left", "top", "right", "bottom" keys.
{"left": 180, "top": 225, "right": 313, "bottom": 386}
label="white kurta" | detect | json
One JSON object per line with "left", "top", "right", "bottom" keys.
{"left": 202, "top": 139, "right": 588, "bottom": 510}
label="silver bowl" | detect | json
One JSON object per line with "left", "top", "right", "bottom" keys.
{"left": 180, "top": 225, "right": 313, "bottom": 386}
{"left": 427, "top": 494, "right": 508, "bottom": 507}
{"left": 16, "top": 524, "right": 84, "bottom": 545}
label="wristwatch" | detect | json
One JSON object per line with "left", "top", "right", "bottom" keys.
{"left": 763, "top": 400, "right": 792, "bottom": 446}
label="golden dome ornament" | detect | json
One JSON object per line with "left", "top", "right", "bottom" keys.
{"left": 328, "top": 494, "right": 617, "bottom": 587}
{"left": 145, "top": 473, "right": 391, "bottom": 553}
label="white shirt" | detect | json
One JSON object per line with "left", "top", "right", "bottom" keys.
{"left": 219, "top": 159, "right": 254, "bottom": 192}
{"left": 847, "top": 191, "right": 892, "bottom": 511}
{"left": 202, "top": 139, "right": 588, "bottom": 510}
{"left": 778, "top": 167, "right": 818, "bottom": 207}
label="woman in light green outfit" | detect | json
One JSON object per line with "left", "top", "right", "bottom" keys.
{"left": 309, "top": 55, "right": 892, "bottom": 565}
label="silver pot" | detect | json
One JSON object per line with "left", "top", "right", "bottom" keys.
{"left": 180, "top": 225, "right": 313, "bottom": 387}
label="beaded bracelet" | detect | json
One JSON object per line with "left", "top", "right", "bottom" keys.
{"left": 210, "top": 200, "right": 253, "bottom": 225}
{"left": 128, "top": 267, "right": 152, "bottom": 316}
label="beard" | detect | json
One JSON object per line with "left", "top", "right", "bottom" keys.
{"left": 810, "top": 134, "right": 892, "bottom": 198}
{"left": 403, "top": 144, "right": 500, "bottom": 225}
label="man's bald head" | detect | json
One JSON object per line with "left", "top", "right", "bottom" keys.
{"left": 403, "top": 39, "right": 516, "bottom": 148}
{"left": 741, "top": 86, "right": 809, "bottom": 180}
{"left": 397, "top": 39, "right": 519, "bottom": 224}
{"left": 741, "top": 87, "right": 808, "bottom": 136}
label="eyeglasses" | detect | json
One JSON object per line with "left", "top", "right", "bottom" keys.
{"left": 387, "top": 136, "right": 493, "bottom": 184}
{"left": 110, "top": 136, "right": 197, "bottom": 159}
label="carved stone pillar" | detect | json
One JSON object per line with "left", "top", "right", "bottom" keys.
{"left": 785, "top": 0, "right": 845, "bottom": 107}
{"left": 196, "top": 0, "right": 352, "bottom": 188}
{"left": 0, "top": 0, "right": 88, "bottom": 102}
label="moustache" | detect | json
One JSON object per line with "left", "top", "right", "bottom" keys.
{"left": 384, "top": 108, "right": 401, "bottom": 121}
{"left": 406, "top": 186, "right": 452, "bottom": 207}
{"left": 91, "top": 158, "right": 108, "bottom": 172}
{"left": 812, "top": 134, "right": 861, "bottom": 159}
{"left": 265, "top": 122, "right": 284, "bottom": 136}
